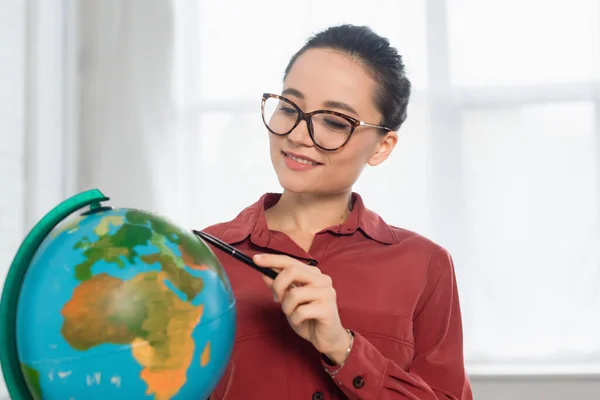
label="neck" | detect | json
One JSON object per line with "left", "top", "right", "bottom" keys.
{"left": 266, "top": 190, "right": 353, "bottom": 235}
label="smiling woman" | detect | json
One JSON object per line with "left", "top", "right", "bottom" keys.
{"left": 265, "top": 46, "right": 405, "bottom": 198}
{"left": 200, "top": 24, "right": 472, "bottom": 400}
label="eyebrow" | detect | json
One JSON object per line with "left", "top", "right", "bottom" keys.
{"left": 282, "top": 87, "right": 305, "bottom": 99}
{"left": 281, "top": 87, "right": 359, "bottom": 116}
{"left": 323, "top": 100, "right": 358, "bottom": 116}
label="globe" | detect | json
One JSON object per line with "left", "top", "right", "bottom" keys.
{"left": 0, "top": 189, "right": 236, "bottom": 400}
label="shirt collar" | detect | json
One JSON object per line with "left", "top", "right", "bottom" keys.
{"left": 218, "top": 192, "right": 395, "bottom": 246}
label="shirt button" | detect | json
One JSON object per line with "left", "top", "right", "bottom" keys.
{"left": 312, "top": 391, "right": 325, "bottom": 400}
{"left": 307, "top": 259, "right": 318, "bottom": 266}
{"left": 352, "top": 375, "right": 365, "bottom": 388}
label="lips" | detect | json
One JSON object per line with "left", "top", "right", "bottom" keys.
{"left": 282, "top": 151, "right": 322, "bottom": 165}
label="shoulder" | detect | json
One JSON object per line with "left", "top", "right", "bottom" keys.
{"left": 388, "top": 224, "right": 449, "bottom": 257}
{"left": 390, "top": 223, "right": 453, "bottom": 262}
{"left": 381, "top": 224, "right": 458, "bottom": 312}
{"left": 356, "top": 192, "right": 453, "bottom": 270}
{"left": 390, "top": 228, "right": 457, "bottom": 302}
{"left": 367, "top": 203, "right": 455, "bottom": 283}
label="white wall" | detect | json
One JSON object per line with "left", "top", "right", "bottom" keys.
{"left": 471, "top": 376, "right": 600, "bottom": 400}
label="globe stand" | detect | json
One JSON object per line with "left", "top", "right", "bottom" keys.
{"left": 0, "top": 189, "right": 110, "bottom": 400}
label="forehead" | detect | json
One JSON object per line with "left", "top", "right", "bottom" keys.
{"left": 284, "top": 48, "right": 378, "bottom": 116}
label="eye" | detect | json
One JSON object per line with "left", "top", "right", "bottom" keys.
{"left": 323, "top": 118, "right": 351, "bottom": 132}
{"left": 279, "top": 106, "right": 297, "bottom": 115}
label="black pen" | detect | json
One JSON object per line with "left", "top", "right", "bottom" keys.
{"left": 193, "top": 229, "right": 280, "bottom": 281}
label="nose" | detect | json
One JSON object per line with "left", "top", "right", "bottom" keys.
{"left": 287, "top": 117, "right": 314, "bottom": 147}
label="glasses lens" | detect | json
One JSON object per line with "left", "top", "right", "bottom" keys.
{"left": 311, "top": 112, "right": 353, "bottom": 150}
{"left": 263, "top": 96, "right": 299, "bottom": 135}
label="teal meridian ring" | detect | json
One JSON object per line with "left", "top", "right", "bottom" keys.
{"left": 0, "top": 189, "right": 110, "bottom": 400}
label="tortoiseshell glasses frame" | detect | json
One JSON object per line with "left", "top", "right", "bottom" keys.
{"left": 261, "top": 93, "right": 392, "bottom": 151}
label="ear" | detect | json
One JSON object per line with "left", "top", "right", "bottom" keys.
{"left": 368, "top": 131, "right": 398, "bottom": 166}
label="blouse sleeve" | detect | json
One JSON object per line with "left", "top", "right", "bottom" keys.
{"left": 323, "top": 248, "right": 473, "bottom": 400}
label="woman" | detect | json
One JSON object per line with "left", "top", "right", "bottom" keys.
{"left": 203, "top": 24, "right": 472, "bottom": 400}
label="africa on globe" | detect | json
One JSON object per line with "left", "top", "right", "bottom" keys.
{"left": 0, "top": 189, "right": 236, "bottom": 400}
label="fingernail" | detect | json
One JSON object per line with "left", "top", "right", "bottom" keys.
{"left": 272, "top": 292, "right": 278, "bottom": 302}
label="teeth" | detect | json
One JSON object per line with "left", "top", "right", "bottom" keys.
{"left": 285, "top": 153, "right": 318, "bottom": 165}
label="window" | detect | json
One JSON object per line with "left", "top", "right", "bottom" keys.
{"left": 462, "top": 102, "right": 600, "bottom": 367}
{"left": 196, "top": 0, "right": 428, "bottom": 103}
{"left": 180, "top": 0, "right": 600, "bottom": 374}
{"left": 448, "top": 0, "right": 600, "bottom": 87}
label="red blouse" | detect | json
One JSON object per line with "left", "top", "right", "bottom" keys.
{"left": 202, "top": 193, "right": 472, "bottom": 400}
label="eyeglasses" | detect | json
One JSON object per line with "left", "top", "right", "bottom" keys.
{"left": 261, "top": 93, "right": 392, "bottom": 151}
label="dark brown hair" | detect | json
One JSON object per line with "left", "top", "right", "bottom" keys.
{"left": 284, "top": 24, "right": 412, "bottom": 131}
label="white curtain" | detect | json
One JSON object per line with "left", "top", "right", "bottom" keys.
{"left": 0, "top": 1, "right": 27, "bottom": 398}
{"left": 1, "top": 0, "right": 73, "bottom": 397}
{"left": 0, "top": 1, "right": 27, "bottom": 290}
{"left": 76, "top": 0, "right": 190, "bottom": 225}
{"left": 0, "top": 1, "right": 185, "bottom": 397}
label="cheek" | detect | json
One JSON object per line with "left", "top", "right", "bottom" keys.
{"left": 325, "top": 150, "right": 370, "bottom": 184}
{"left": 330, "top": 138, "right": 376, "bottom": 168}
{"left": 269, "top": 134, "right": 283, "bottom": 154}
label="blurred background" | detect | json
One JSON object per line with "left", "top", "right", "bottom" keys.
{"left": 1, "top": 0, "right": 600, "bottom": 398}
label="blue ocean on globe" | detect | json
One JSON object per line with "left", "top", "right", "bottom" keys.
{"left": 12, "top": 205, "right": 236, "bottom": 400}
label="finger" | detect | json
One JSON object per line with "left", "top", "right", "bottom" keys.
{"left": 280, "top": 287, "right": 332, "bottom": 316}
{"left": 274, "top": 266, "right": 333, "bottom": 301}
{"left": 288, "top": 302, "right": 327, "bottom": 327}
{"left": 271, "top": 266, "right": 326, "bottom": 301}
{"left": 262, "top": 270, "right": 296, "bottom": 300}
{"left": 263, "top": 271, "right": 303, "bottom": 303}
{"left": 253, "top": 254, "right": 322, "bottom": 285}
{"left": 262, "top": 274, "right": 273, "bottom": 286}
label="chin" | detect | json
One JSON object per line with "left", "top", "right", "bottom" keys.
{"left": 276, "top": 171, "right": 352, "bottom": 196}
{"left": 276, "top": 173, "right": 319, "bottom": 194}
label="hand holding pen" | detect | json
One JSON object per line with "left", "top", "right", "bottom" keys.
{"left": 193, "top": 230, "right": 351, "bottom": 365}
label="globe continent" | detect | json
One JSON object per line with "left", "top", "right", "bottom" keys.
{"left": 16, "top": 207, "right": 235, "bottom": 400}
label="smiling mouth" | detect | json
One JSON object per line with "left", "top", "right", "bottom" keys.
{"left": 282, "top": 151, "right": 322, "bottom": 165}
